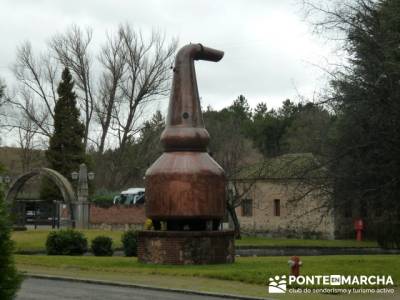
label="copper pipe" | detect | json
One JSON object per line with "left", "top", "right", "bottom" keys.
{"left": 161, "top": 44, "right": 224, "bottom": 151}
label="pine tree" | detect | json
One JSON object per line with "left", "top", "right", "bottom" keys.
{"left": 0, "top": 168, "right": 22, "bottom": 299}
{"left": 312, "top": 0, "right": 400, "bottom": 245}
{"left": 41, "top": 67, "right": 85, "bottom": 199}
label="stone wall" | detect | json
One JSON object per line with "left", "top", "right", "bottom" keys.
{"left": 236, "top": 180, "right": 335, "bottom": 239}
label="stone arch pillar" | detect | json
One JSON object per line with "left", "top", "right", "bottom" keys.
{"left": 5, "top": 168, "right": 76, "bottom": 227}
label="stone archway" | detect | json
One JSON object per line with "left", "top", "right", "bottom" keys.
{"left": 6, "top": 168, "right": 76, "bottom": 226}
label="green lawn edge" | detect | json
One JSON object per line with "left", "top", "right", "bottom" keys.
{"left": 16, "top": 255, "right": 400, "bottom": 299}
{"left": 11, "top": 229, "right": 378, "bottom": 253}
{"left": 15, "top": 255, "right": 400, "bottom": 286}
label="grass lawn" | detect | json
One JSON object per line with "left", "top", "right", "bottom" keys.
{"left": 236, "top": 237, "right": 378, "bottom": 248}
{"left": 11, "top": 229, "right": 378, "bottom": 253}
{"left": 16, "top": 255, "right": 400, "bottom": 299}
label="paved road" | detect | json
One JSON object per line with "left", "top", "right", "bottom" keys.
{"left": 17, "top": 277, "right": 237, "bottom": 300}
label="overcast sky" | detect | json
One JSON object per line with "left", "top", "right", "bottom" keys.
{"left": 0, "top": 0, "right": 335, "bottom": 113}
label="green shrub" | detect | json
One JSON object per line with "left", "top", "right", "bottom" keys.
{"left": 90, "top": 192, "right": 115, "bottom": 208}
{"left": 0, "top": 182, "right": 22, "bottom": 300}
{"left": 46, "top": 229, "right": 88, "bottom": 255}
{"left": 121, "top": 230, "right": 137, "bottom": 256}
{"left": 91, "top": 236, "right": 114, "bottom": 256}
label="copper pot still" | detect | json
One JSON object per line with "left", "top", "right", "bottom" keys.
{"left": 145, "top": 43, "right": 226, "bottom": 231}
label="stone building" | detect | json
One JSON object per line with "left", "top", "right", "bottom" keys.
{"left": 234, "top": 154, "right": 335, "bottom": 239}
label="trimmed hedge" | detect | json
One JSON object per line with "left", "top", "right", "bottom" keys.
{"left": 46, "top": 229, "right": 88, "bottom": 255}
{"left": 121, "top": 230, "right": 137, "bottom": 257}
{"left": 91, "top": 236, "right": 114, "bottom": 256}
{"left": 90, "top": 190, "right": 116, "bottom": 208}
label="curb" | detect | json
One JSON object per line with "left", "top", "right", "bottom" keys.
{"left": 24, "top": 273, "right": 274, "bottom": 300}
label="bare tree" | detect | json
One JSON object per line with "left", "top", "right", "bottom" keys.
{"left": 228, "top": 153, "right": 330, "bottom": 238}
{"left": 0, "top": 81, "right": 41, "bottom": 170}
{"left": 0, "top": 80, "right": 7, "bottom": 145}
{"left": 0, "top": 80, "right": 7, "bottom": 121}
{"left": 227, "top": 176, "right": 258, "bottom": 239}
{"left": 11, "top": 42, "right": 58, "bottom": 138}
{"left": 226, "top": 157, "right": 279, "bottom": 239}
{"left": 17, "top": 112, "right": 39, "bottom": 172}
{"left": 114, "top": 26, "right": 177, "bottom": 151}
{"left": 96, "top": 28, "right": 126, "bottom": 153}
{"left": 302, "top": 0, "right": 375, "bottom": 36}
{"left": 0, "top": 80, "right": 5, "bottom": 104}
{"left": 9, "top": 24, "right": 177, "bottom": 153}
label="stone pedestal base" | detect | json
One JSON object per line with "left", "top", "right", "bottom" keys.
{"left": 138, "top": 230, "right": 235, "bottom": 264}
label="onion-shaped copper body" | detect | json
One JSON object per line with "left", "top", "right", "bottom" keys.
{"left": 145, "top": 44, "right": 225, "bottom": 230}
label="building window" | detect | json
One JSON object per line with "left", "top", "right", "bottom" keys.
{"left": 273, "top": 199, "right": 280, "bottom": 216}
{"left": 242, "top": 199, "right": 253, "bottom": 217}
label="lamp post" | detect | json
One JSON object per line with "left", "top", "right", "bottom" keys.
{"left": 70, "top": 164, "right": 95, "bottom": 229}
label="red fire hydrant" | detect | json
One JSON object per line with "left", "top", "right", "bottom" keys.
{"left": 288, "top": 256, "right": 302, "bottom": 277}
{"left": 354, "top": 219, "right": 364, "bottom": 241}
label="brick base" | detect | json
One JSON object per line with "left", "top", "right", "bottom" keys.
{"left": 137, "top": 230, "right": 235, "bottom": 264}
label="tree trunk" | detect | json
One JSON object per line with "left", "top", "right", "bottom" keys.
{"left": 227, "top": 203, "right": 241, "bottom": 239}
